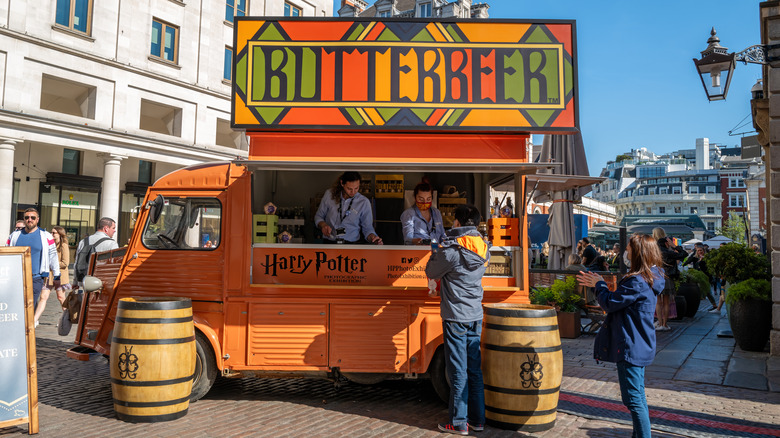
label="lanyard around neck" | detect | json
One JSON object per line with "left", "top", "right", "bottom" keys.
{"left": 338, "top": 196, "right": 355, "bottom": 222}
{"left": 417, "top": 207, "right": 435, "bottom": 234}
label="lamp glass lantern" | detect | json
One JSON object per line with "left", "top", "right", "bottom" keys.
{"left": 694, "top": 52, "right": 736, "bottom": 101}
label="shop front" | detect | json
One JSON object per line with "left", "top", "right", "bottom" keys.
{"left": 39, "top": 173, "right": 101, "bottom": 262}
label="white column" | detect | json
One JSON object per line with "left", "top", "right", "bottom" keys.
{"left": 0, "top": 140, "right": 18, "bottom": 245}
{"left": 98, "top": 153, "right": 126, "bottom": 239}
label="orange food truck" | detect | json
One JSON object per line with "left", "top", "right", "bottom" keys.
{"left": 67, "top": 16, "right": 578, "bottom": 416}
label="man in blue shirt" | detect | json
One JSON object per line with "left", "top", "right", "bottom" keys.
{"left": 6, "top": 208, "right": 61, "bottom": 311}
{"left": 315, "top": 172, "right": 382, "bottom": 245}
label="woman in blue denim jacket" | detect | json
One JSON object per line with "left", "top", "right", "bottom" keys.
{"left": 577, "top": 234, "right": 665, "bottom": 438}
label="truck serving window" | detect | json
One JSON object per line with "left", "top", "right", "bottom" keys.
{"left": 142, "top": 197, "right": 222, "bottom": 250}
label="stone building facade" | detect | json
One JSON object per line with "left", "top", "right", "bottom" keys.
{"left": 0, "top": 0, "right": 332, "bottom": 252}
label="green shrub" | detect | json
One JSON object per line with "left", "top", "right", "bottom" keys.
{"left": 530, "top": 276, "right": 583, "bottom": 313}
{"left": 704, "top": 243, "right": 770, "bottom": 284}
{"left": 676, "top": 269, "right": 711, "bottom": 298}
{"left": 725, "top": 278, "right": 771, "bottom": 305}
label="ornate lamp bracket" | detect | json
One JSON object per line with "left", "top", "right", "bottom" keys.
{"left": 735, "top": 44, "right": 780, "bottom": 65}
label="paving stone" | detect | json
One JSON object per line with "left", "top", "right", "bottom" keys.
{"left": 690, "top": 344, "right": 734, "bottom": 361}
{"left": 723, "top": 371, "right": 769, "bottom": 390}
{"left": 728, "top": 356, "right": 767, "bottom": 374}
{"left": 675, "top": 358, "right": 726, "bottom": 384}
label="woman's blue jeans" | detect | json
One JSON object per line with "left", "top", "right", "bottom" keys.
{"left": 443, "top": 320, "right": 485, "bottom": 427}
{"left": 617, "top": 361, "right": 651, "bottom": 438}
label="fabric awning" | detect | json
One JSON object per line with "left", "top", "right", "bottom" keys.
{"left": 525, "top": 174, "right": 606, "bottom": 193}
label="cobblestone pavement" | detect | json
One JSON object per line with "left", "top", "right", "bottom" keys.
{"left": 2, "top": 300, "right": 778, "bottom": 437}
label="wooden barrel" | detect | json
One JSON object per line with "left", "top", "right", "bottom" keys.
{"left": 110, "top": 297, "right": 196, "bottom": 423}
{"left": 482, "top": 303, "right": 563, "bottom": 432}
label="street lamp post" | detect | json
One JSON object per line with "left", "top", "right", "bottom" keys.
{"left": 693, "top": 15, "right": 780, "bottom": 357}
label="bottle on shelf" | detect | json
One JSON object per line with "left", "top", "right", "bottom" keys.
{"left": 501, "top": 197, "right": 514, "bottom": 218}
{"left": 492, "top": 197, "right": 501, "bottom": 219}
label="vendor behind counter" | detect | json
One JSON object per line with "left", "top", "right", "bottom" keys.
{"left": 314, "top": 171, "right": 383, "bottom": 245}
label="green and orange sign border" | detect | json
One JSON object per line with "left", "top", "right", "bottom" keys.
{"left": 232, "top": 17, "right": 578, "bottom": 133}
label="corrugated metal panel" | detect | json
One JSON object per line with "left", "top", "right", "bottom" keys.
{"left": 330, "top": 304, "right": 408, "bottom": 372}
{"left": 248, "top": 303, "right": 327, "bottom": 366}
{"left": 79, "top": 249, "right": 125, "bottom": 351}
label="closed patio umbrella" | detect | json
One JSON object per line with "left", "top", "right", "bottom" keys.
{"left": 534, "top": 132, "right": 592, "bottom": 270}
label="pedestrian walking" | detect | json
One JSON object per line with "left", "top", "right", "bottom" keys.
{"left": 425, "top": 205, "right": 489, "bottom": 435}
{"left": 653, "top": 227, "right": 686, "bottom": 331}
{"left": 5, "top": 208, "right": 61, "bottom": 325}
{"left": 576, "top": 233, "right": 664, "bottom": 438}
{"left": 74, "top": 217, "right": 119, "bottom": 283}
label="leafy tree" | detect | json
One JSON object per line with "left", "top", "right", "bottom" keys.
{"left": 704, "top": 242, "right": 770, "bottom": 284}
{"left": 716, "top": 212, "right": 747, "bottom": 245}
{"left": 614, "top": 154, "right": 631, "bottom": 163}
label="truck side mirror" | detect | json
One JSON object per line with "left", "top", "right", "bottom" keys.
{"left": 147, "top": 194, "right": 165, "bottom": 224}
{"left": 83, "top": 275, "right": 103, "bottom": 293}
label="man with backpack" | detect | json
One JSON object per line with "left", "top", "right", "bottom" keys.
{"left": 74, "top": 217, "right": 119, "bottom": 284}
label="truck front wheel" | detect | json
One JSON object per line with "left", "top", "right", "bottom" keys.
{"left": 430, "top": 347, "right": 449, "bottom": 403}
{"left": 191, "top": 332, "right": 217, "bottom": 402}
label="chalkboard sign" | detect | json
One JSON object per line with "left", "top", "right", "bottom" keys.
{"left": 0, "top": 247, "right": 39, "bottom": 434}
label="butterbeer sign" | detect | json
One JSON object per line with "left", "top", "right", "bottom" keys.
{"left": 232, "top": 18, "right": 577, "bottom": 132}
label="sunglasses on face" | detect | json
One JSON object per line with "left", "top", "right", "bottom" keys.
{"left": 24, "top": 216, "right": 38, "bottom": 220}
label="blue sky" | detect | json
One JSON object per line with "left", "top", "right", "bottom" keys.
{"left": 332, "top": 1, "right": 761, "bottom": 176}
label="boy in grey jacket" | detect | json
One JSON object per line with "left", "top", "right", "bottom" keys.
{"left": 425, "top": 205, "right": 490, "bottom": 435}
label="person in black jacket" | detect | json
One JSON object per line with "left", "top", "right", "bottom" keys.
{"left": 652, "top": 227, "right": 687, "bottom": 331}
{"left": 682, "top": 245, "right": 718, "bottom": 311}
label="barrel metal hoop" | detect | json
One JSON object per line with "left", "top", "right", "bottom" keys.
{"left": 484, "top": 384, "right": 560, "bottom": 395}
{"left": 118, "top": 298, "right": 192, "bottom": 310}
{"left": 485, "top": 323, "right": 558, "bottom": 332}
{"left": 111, "top": 373, "right": 195, "bottom": 387}
{"left": 486, "top": 418, "right": 555, "bottom": 432}
{"left": 483, "top": 344, "right": 562, "bottom": 353}
{"left": 111, "top": 336, "right": 196, "bottom": 345}
{"left": 486, "top": 404, "right": 557, "bottom": 417}
{"left": 115, "top": 316, "right": 193, "bottom": 324}
{"left": 113, "top": 395, "right": 191, "bottom": 408}
{"left": 115, "top": 409, "right": 189, "bottom": 423}
{"left": 484, "top": 306, "right": 557, "bottom": 318}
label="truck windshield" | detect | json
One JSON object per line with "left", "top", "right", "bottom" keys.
{"left": 142, "top": 197, "right": 222, "bottom": 250}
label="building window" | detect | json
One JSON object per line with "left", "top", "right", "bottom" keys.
{"left": 418, "top": 2, "right": 432, "bottom": 17}
{"left": 62, "top": 149, "right": 81, "bottom": 175}
{"left": 646, "top": 207, "right": 651, "bottom": 214}
{"left": 658, "top": 206, "right": 666, "bottom": 214}
{"left": 55, "top": 0, "right": 92, "bottom": 34}
{"left": 378, "top": 10, "right": 392, "bottom": 17}
{"left": 40, "top": 74, "right": 96, "bottom": 119}
{"left": 216, "top": 118, "right": 244, "bottom": 149}
{"left": 707, "top": 206, "right": 715, "bottom": 214}
{"left": 638, "top": 167, "right": 666, "bottom": 178}
{"left": 729, "top": 177, "right": 745, "bottom": 188}
{"left": 729, "top": 194, "right": 745, "bottom": 207}
{"left": 139, "top": 99, "right": 182, "bottom": 137}
{"left": 151, "top": 19, "right": 179, "bottom": 63}
{"left": 224, "top": 47, "right": 232, "bottom": 81}
{"left": 659, "top": 187, "right": 668, "bottom": 195}
{"left": 690, "top": 207, "right": 697, "bottom": 214}
{"left": 138, "top": 160, "right": 154, "bottom": 184}
{"left": 672, "top": 186, "right": 681, "bottom": 194}
{"left": 674, "top": 206, "right": 681, "bottom": 214}
{"left": 706, "top": 186, "right": 716, "bottom": 194}
{"left": 226, "top": 0, "right": 247, "bottom": 23}
{"left": 284, "top": 2, "right": 301, "bottom": 16}
{"left": 707, "top": 221, "right": 715, "bottom": 231}
{"left": 689, "top": 186, "right": 699, "bottom": 194}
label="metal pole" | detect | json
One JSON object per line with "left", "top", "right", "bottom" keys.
{"left": 619, "top": 226, "right": 627, "bottom": 275}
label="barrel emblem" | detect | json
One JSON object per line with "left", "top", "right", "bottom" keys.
{"left": 519, "top": 353, "right": 543, "bottom": 389}
{"left": 118, "top": 345, "right": 139, "bottom": 380}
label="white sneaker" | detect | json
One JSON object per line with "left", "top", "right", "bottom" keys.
{"left": 653, "top": 320, "right": 661, "bottom": 329}
{"left": 709, "top": 308, "right": 721, "bottom": 313}
{"left": 34, "top": 320, "right": 39, "bottom": 328}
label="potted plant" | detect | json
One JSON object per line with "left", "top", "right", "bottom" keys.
{"left": 531, "top": 277, "right": 583, "bottom": 338}
{"left": 705, "top": 243, "right": 771, "bottom": 350}
{"left": 675, "top": 269, "right": 710, "bottom": 318}
{"left": 725, "top": 279, "right": 771, "bottom": 351}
